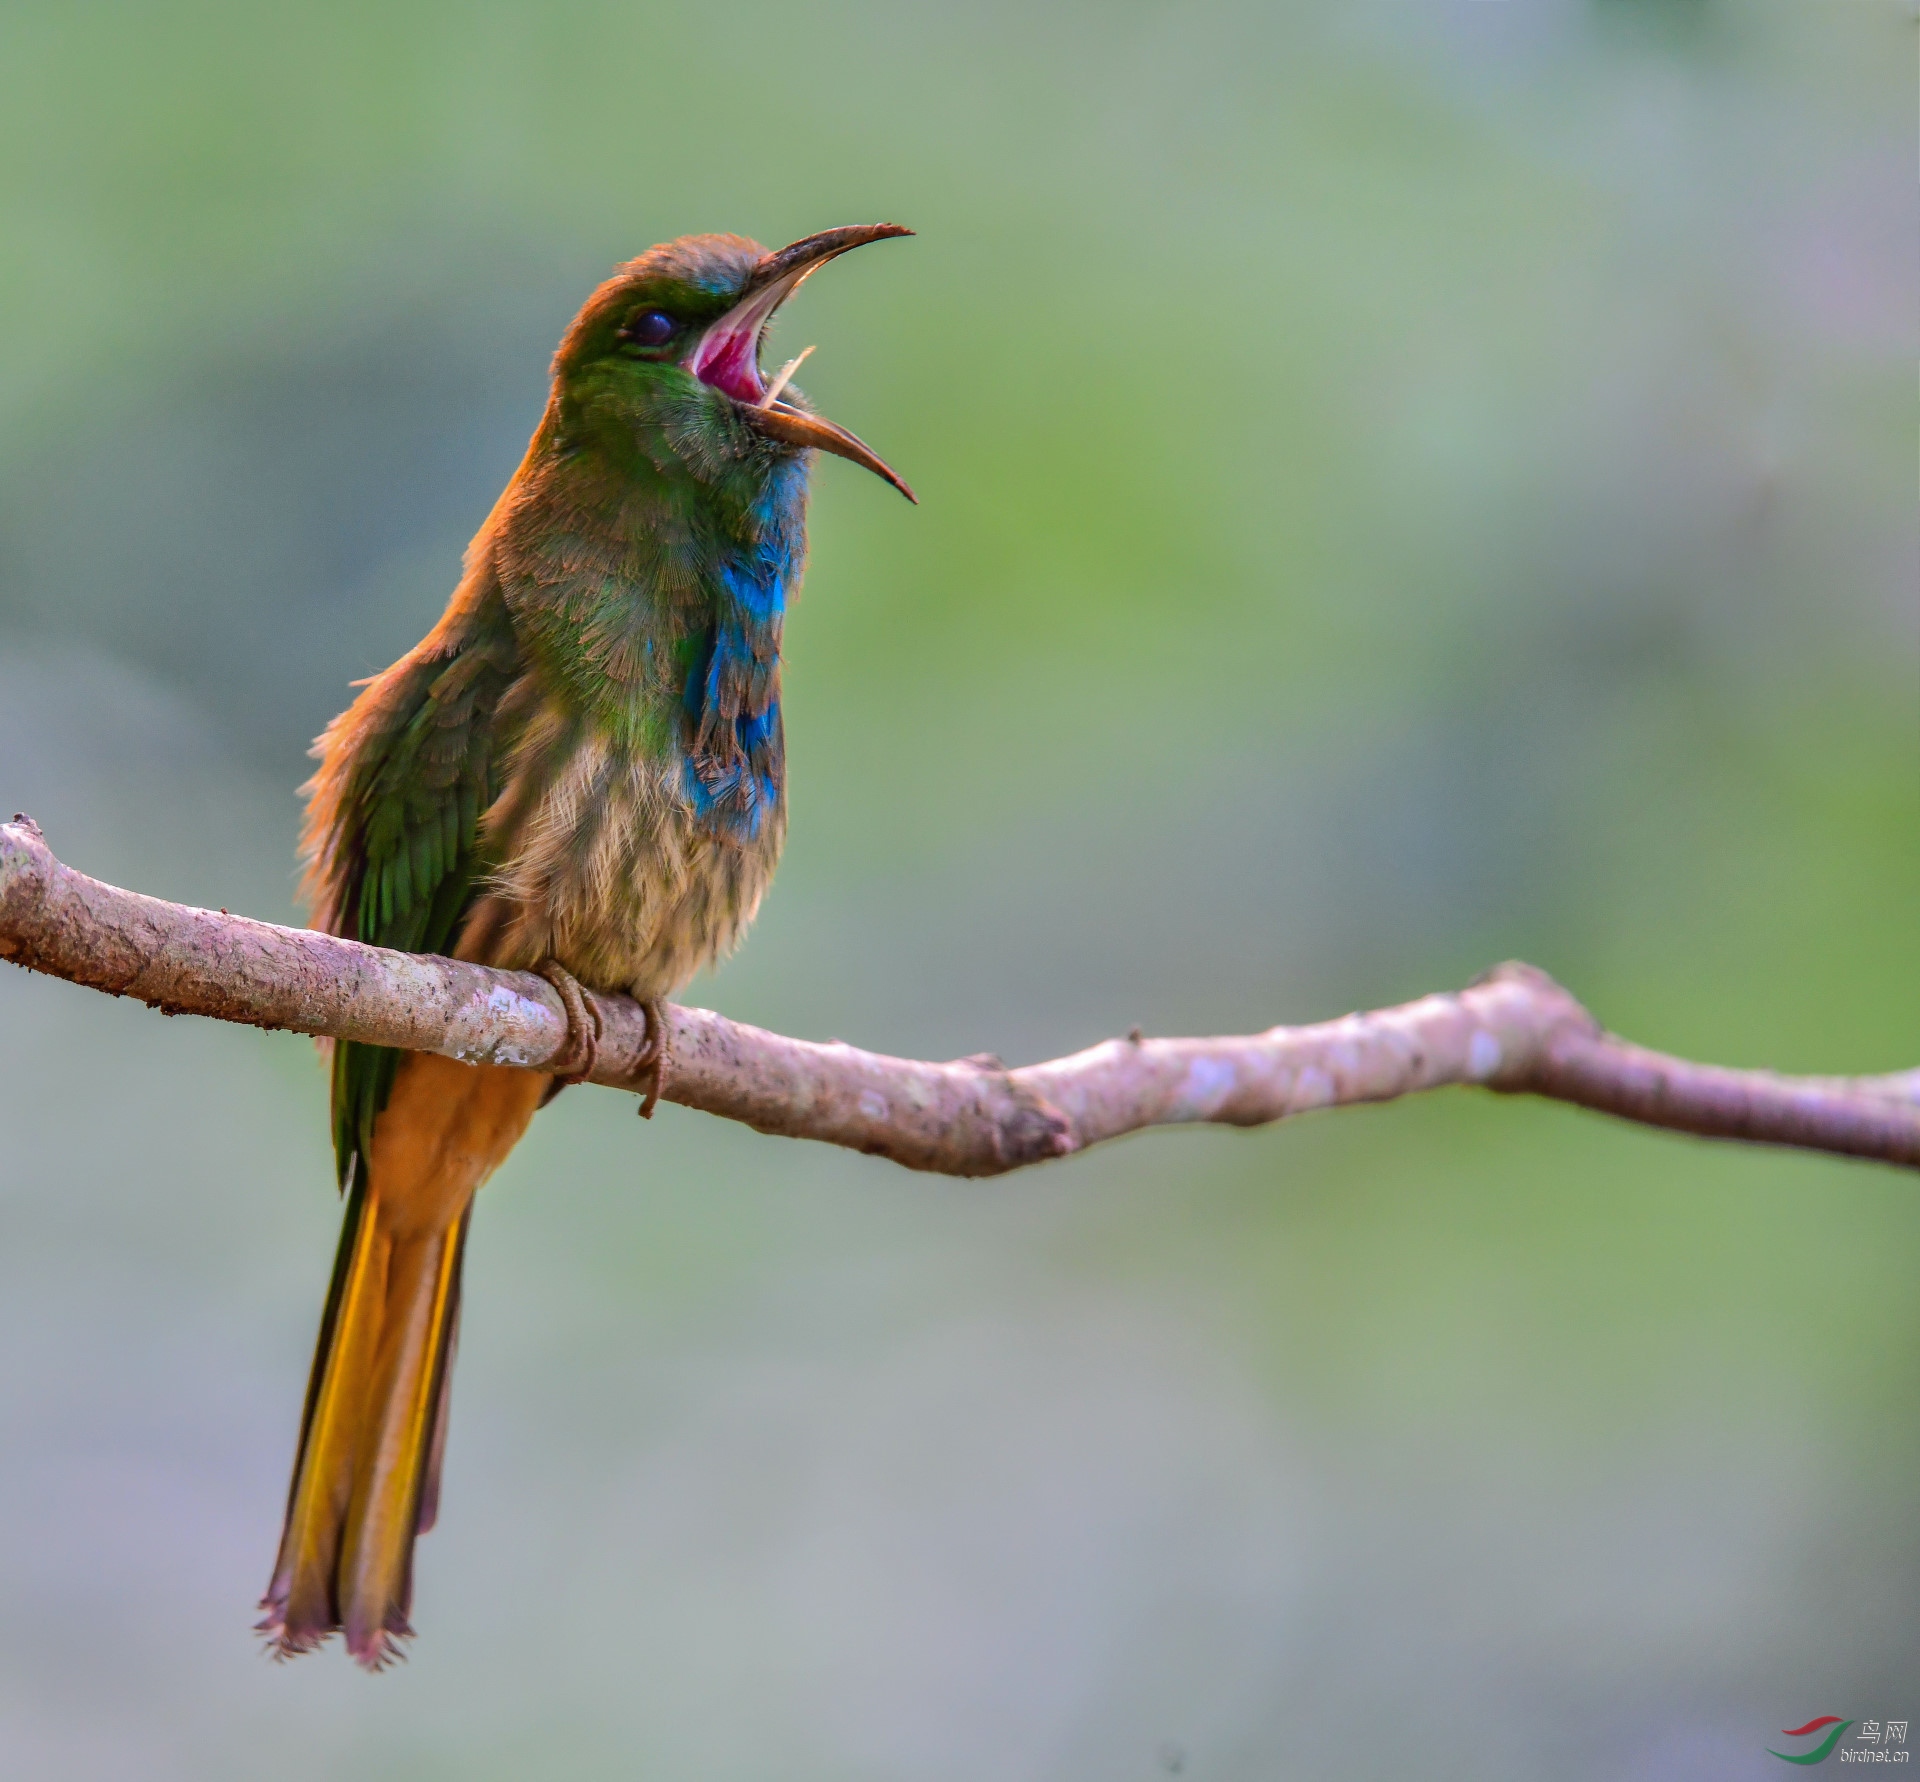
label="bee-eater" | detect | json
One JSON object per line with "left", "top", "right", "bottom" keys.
{"left": 259, "top": 225, "right": 914, "bottom": 1668}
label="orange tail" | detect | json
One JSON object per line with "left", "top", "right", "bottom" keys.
{"left": 259, "top": 1054, "right": 545, "bottom": 1669}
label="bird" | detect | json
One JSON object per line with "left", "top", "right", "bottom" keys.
{"left": 257, "top": 224, "right": 915, "bottom": 1669}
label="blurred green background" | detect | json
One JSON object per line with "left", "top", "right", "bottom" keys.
{"left": 0, "top": 2, "right": 1913, "bottom": 1777}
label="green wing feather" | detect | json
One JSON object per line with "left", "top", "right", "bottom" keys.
{"left": 320, "top": 585, "right": 523, "bottom": 1189}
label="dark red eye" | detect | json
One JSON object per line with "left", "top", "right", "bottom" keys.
{"left": 623, "top": 310, "right": 675, "bottom": 348}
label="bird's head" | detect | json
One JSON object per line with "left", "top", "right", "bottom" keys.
{"left": 552, "top": 225, "right": 915, "bottom": 503}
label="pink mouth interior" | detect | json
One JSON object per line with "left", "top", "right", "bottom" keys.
{"left": 687, "top": 271, "right": 817, "bottom": 406}
{"left": 689, "top": 321, "right": 766, "bottom": 404}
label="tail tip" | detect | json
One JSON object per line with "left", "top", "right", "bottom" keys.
{"left": 259, "top": 1589, "right": 412, "bottom": 1674}
{"left": 255, "top": 1600, "right": 330, "bottom": 1664}
{"left": 345, "top": 1623, "right": 414, "bottom": 1672}
{"left": 255, "top": 1602, "right": 414, "bottom": 1672}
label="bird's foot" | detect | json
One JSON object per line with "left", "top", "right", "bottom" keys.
{"left": 632, "top": 996, "right": 669, "bottom": 1120}
{"left": 536, "top": 959, "right": 603, "bottom": 1086}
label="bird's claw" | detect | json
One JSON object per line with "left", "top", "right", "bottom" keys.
{"left": 632, "top": 997, "right": 668, "bottom": 1119}
{"left": 536, "top": 959, "right": 603, "bottom": 1086}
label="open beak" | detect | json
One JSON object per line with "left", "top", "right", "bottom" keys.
{"left": 687, "top": 223, "right": 917, "bottom": 503}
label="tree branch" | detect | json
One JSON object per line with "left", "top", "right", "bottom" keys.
{"left": 2, "top": 816, "right": 1915, "bottom": 1176}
